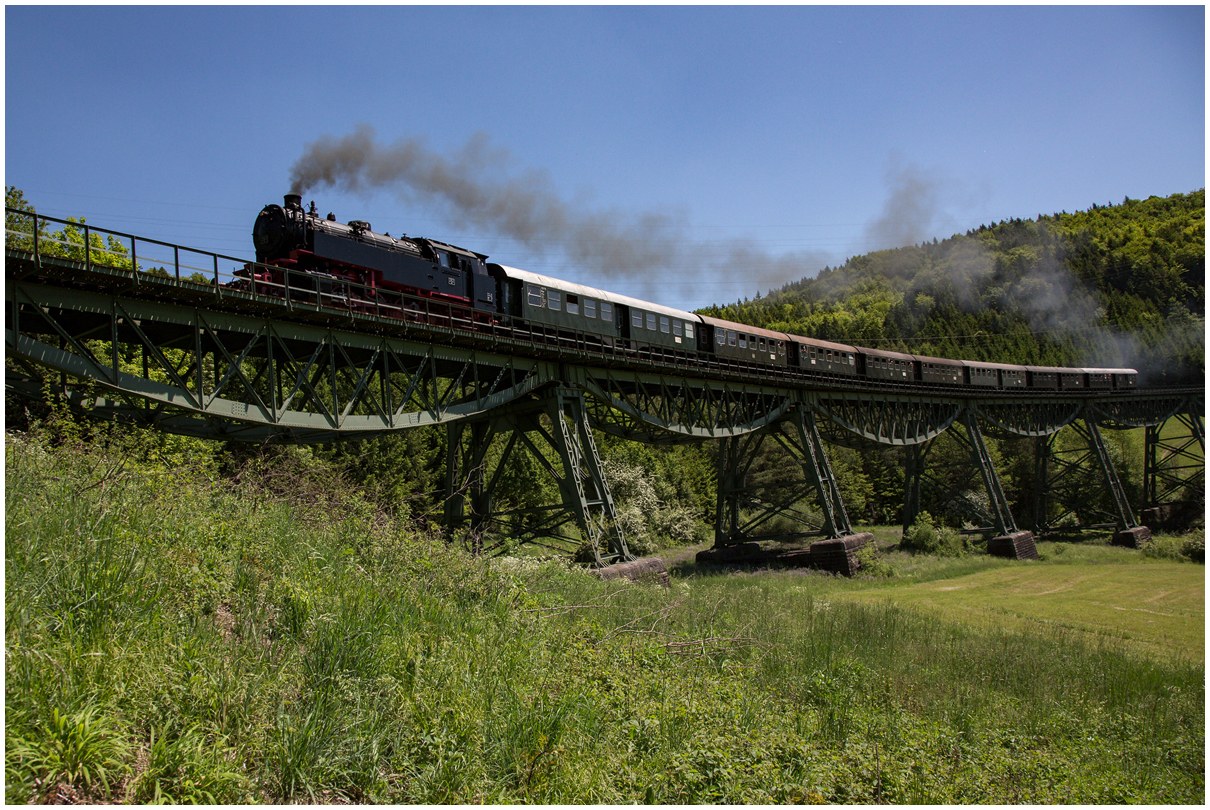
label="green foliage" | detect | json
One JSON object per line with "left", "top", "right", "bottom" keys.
{"left": 901, "top": 511, "right": 969, "bottom": 557}
{"left": 5, "top": 705, "right": 129, "bottom": 803}
{"left": 131, "top": 725, "right": 247, "bottom": 804}
{"left": 717, "top": 190, "right": 1204, "bottom": 382}
{"left": 1141, "top": 529, "right": 1205, "bottom": 564}
{"left": 4, "top": 430, "right": 1204, "bottom": 803}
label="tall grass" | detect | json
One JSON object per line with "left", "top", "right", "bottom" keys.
{"left": 5, "top": 428, "right": 1204, "bottom": 803}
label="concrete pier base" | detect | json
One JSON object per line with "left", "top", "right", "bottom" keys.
{"left": 593, "top": 556, "right": 670, "bottom": 587}
{"left": 801, "top": 532, "right": 874, "bottom": 577}
{"left": 988, "top": 530, "right": 1039, "bottom": 560}
{"left": 1112, "top": 526, "right": 1152, "bottom": 548}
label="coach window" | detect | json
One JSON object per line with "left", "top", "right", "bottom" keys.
{"left": 566, "top": 294, "right": 579, "bottom": 315}
{"left": 646, "top": 313, "right": 656, "bottom": 331}
{"left": 738, "top": 334, "right": 747, "bottom": 349}
{"left": 684, "top": 322, "right": 694, "bottom": 340}
{"left": 660, "top": 315, "right": 670, "bottom": 334}
{"left": 600, "top": 301, "right": 612, "bottom": 322}
{"left": 672, "top": 319, "right": 682, "bottom": 337}
{"left": 633, "top": 310, "right": 644, "bottom": 329}
{"left": 584, "top": 299, "right": 596, "bottom": 318}
{"left": 758, "top": 338, "right": 766, "bottom": 352}
{"left": 716, "top": 329, "right": 726, "bottom": 346}
{"left": 547, "top": 289, "right": 561, "bottom": 311}
{"left": 727, "top": 330, "right": 736, "bottom": 347}
{"left": 778, "top": 341, "right": 785, "bottom": 356}
{"left": 528, "top": 286, "right": 544, "bottom": 307}
{"left": 848, "top": 353, "right": 855, "bottom": 365}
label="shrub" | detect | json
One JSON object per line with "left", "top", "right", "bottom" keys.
{"left": 901, "top": 512, "right": 968, "bottom": 557}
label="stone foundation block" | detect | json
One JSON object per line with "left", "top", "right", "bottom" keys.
{"left": 988, "top": 530, "right": 1039, "bottom": 560}
{"left": 695, "top": 542, "right": 771, "bottom": 566}
{"left": 803, "top": 532, "right": 873, "bottom": 577}
{"left": 1112, "top": 526, "right": 1152, "bottom": 549}
{"left": 594, "top": 556, "right": 670, "bottom": 587}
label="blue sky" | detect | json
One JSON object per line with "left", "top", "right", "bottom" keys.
{"left": 5, "top": 4, "right": 1204, "bottom": 310}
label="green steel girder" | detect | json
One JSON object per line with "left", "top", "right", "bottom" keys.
{"left": 1032, "top": 417, "right": 1139, "bottom": 533}
{"left": 1144, "top": 409, "right": 1205, "bottom": 520}
{"left": 975, "top": 399, "right": 1082, "bottom": 437}
{"left": 713, "top": 405, "right": 856, "bottom": 546}
{"left": 443, "top": 385, "right": 631, "bottom": 565}
{"left": 7, "top": 280, "right": 552, "bottom": 440}
{"left": 902, "top": 408, "right": 1019, "bottom": 535}
{"left": 813, "top": 391, "right": 962, "bottom": 446}
{"left": 581, "top": 369, "right": 797, "bottom": 441}
{"left": 1089, "top": 394, "right": 1198, "bottom": 428}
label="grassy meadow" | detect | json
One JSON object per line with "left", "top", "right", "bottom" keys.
{"left": 4, "top": 427, "right": 1205, "bottom": 804}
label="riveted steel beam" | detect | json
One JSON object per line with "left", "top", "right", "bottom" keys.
{"left": 1032, "top": 416, "right": 1141, "bottom": 534}
{"left": 901, "top": 407, "right": 1021, "bottom": 537}
{"left": 1090, "top": 394, "right": 1195, "bottom": 428}
{"left": 1142, "top": 407, "right": 1206, "bottom": 530}
{"left": 581, "top": 370, "right": 798, "bottom": 440}
{"left": 712, "top": 405, "right": 856, "bottom": 546}
{"left": 814, "top": 391, "right": 961, "bottom": 446}
{"left": 7, "top": 280, "right": 551, "bottom": 440}
{"left": 975, "top": 399, "right": 1082, "bottom": 437}
{"left": 443, "top": 385, "right": 631, "bottom": 565}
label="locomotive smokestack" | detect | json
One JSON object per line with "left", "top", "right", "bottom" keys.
{"left": 284, "top": 193, "right": 303, "bottom": 210}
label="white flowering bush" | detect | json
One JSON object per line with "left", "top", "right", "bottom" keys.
{"left": 602, "top": 457, "right": 701, "bottom": 555}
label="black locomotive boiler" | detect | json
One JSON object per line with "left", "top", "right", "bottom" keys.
{"left": 242, "top": 194, "right": 497, "bottom": 313}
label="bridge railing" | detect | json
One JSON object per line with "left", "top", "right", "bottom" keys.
{"left": 6, "top": 206, "right": 737, "bottom": 372}
{"left": 5, "top": 206, "right": 263, "bottom": 286}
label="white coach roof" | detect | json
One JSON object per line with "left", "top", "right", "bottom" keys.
{"left": 492, "top": 264, "right": 700, "bottom": 322}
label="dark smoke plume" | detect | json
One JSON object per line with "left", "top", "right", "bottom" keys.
{"left": 289, "top": 126, "right": 830, "bottom": 301}
{"left": 864, "top": 158, "right": 947, "bottom": 251}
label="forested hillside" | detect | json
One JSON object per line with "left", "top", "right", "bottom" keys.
{"left": 701, "top": 190, "right": 1204, "bottom": 383}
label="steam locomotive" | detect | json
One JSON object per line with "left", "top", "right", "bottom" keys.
{"left": 238, "top": 194, "right": 1138, "bottom": 391}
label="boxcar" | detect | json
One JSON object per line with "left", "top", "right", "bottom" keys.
{"left": 698, "top": 315, "right": 789, "bottom": 368}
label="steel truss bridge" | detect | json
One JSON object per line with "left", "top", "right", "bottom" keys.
{"left": 5, "top": 210, "right": 1204, "bottom": 567}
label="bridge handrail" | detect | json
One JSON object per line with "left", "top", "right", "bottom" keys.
{"left": 5, "top": 206, "right": 257, "bottom": 281}
{"left": 7, "top": 207, "right": 1204, "bottom": 398}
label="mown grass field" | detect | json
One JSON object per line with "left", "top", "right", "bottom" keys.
{"left": 829, "top": 549, "right": 1204, "bottom": 663}
{"left": 5, "top": 428, "right": 1205, "bottom": 804}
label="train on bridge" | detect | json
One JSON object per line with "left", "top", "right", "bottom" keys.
{"left": 240, "top": 194, "right": 1139, "bottom": 392}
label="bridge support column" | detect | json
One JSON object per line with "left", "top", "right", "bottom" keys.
{"left": 1084, "top": 418, "right": 1150, "bottom": 547}
{"left": 444, "top": 385, "right": 632, "bottom": 566}
{"left": 1032, "top": 418, "right": 1150, "bottom": 547}
{"left": 707, "top": 408, "right": 869, "bottom": 574}
{"left": 902, "top": 409, "right": 1035, "bottom": 559}
{"left": 1142, "top": 407, "right": 1205, "bottom": 532}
